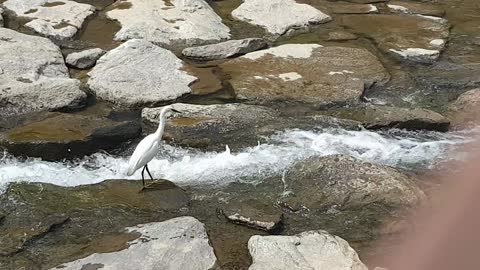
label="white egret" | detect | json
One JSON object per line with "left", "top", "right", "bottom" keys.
{"left": 127, "top": 105, "right": 181, "bottom": 186}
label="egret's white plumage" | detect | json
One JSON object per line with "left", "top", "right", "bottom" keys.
{"left": 126, "top": 105, "right": 180, "bottom": 180}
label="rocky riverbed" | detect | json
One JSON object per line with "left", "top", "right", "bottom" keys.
{"left": 1, "top": 0, "right": 480, "bottom": 269}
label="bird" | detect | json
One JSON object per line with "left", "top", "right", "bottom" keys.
{"left": 127, "top": 105, "right": 181, "bottom": 186}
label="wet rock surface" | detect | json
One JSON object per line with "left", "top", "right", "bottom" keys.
{"left": 0, "top": 107, "right": 141, "bottom": 160}
{"left": 142, "top": 103, "right": 362, "bottom": 150}
{"left": 328, "top": 105, "right": 450, "bottom": 131}
{"left": 182, "top": 38, "right": 267, "bottom": 61}
{"left": 446, "top": 88, "right": 480, "bottom": 129}
{"left": 232, "top": 0, "right": 331, "bottom": 38}
{"left": 66, "top": 48, "right": 106, "bottom": 69}
{"left": 3, "top": 0, "right": 95, "bottom": 40}
{"left": 0, "top": 8, "right": 4, "bottom": 27}
{"left": 387, "top": 1, "right": 445, "bottom": 17}
{"left": 220, "top": 44, "right": 389, "bottom": 107}
{"left": 248, "top": 231, "right": 368, "bottom": 270}
{"left": 55, "top": 217, "right": 217, "bottom": 270}
{"left": 88, "top": 39, "right": 197, "bottom": 107}
{"left": 0, "top": 28, "right": 86, "bottom": 118}
{"left": 106, "top": 0, "right": 230, "bottom": 49}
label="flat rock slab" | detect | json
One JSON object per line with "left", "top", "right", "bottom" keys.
{"left": 0, "top": 180, "right": 191, "bottom": 268}
{"left": 330, "top": 3, "right": 378, "bottom": 14}
{"left": 248, "top": 230, "right": 368, "bottom": 270}
{"left": 281, "top": 155, "right": 426, "bottom": 211}
{"left": 182, "top": 38, "right": 267, "bottom": 61}
{"left": 66, "top": 48, "right": 106, "bottom": 69}
{"left": 142, "top": 103, "right": 280, "bottom": 150}
{"left": 328, "top": 105, "right": 450, "bottom": 131}
{"left": 339, "top": 14, "right": 449, "bottom": 63}
{"left": 106, "top": 0, "right": 230, "bottom": 48}
{"left": 0, "top": 110, "right": 141, "bottom": 160}
{"left": 447, "top": 88, "right": 480, "bottom": 129}
{"left": 232, "top": 0, "right": 331, "bottom": 37}
{"left": 220, "top": 44, "right": 389, "bottom": 106}
{"left": 88, "top": 39, "right": 197, "bottom": 107}
{"left": 0, "top": 28, "right": 86, "bottom": 117}
{"left": 3, "top": 0, "right": 95, "bottom": 40}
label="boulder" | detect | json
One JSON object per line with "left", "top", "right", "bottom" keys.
{"left": 339, "top": 14, "right": 449, "bottom": 63}
{"left": 328, "top": 105, "right": 450, "bottom": 131}
{"left": 54, "top": 217, "right": 217, "bottom": 270}
{"left": 387, "top": 1, "right": 445, "bottom": 17}
{"left": 66, "top": 48, "right": 106, "bottom": 69}
{"left": 281, "top": 155, "right": 426, "bottom": 211}
{"left": 182, "top": 38, "right": 267, "bottom": 61}
{"left": 0, "top": 179, "right": 190, "bottom": 268}
{"left": 446, "top": 88, "right": 480, "bottom": 129}
{"left": 88, "top": 39, "right": 197, "bottom": 107}
{"left": 219, "top": 44, "right": 389, "bottom": 107}
{"left": 0, "top": 28, "right": 86, "bottom": 118}
{"left": 0, "top": 109, "right": 141, "bottom": 160}
{"left": 106, "top": 0, "right": 230, "bottom": 49}
{"left": 231, "top": 0, "right": 331, "bottom": 37}
{"left": 142, "top": 103, "right": 362, "bottom": 150}
{"left": 2, "top": 0, "right": 95, "bottom": 40}
{"left": 248, "top": 231, "right": 368, "bottom": 270}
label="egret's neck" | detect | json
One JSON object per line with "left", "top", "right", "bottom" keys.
{"left": 155, "top": 111, "right": 168, "bottom": 139}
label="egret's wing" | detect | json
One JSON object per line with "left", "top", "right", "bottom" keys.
{"left": 127, "top": 135, "right": 159, "bottom": 175}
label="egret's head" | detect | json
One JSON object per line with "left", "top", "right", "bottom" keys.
{"left": 161, "top": 105, "right": 182, "bottom": 117}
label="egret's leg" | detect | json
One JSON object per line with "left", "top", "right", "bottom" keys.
{"left": 145, "top": 164, "right": 154, "bottom": 180}
{"left": 141, "top": 166, "right": 146, "bottom": 186}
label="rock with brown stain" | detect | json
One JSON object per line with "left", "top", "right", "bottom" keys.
{"left": 0, "top": 110, "right": 141, "bottom": 160}
{"left": 330, "top": 3, "right": 378, "bottom": 14}
{"left": 220, "top": 44, "right": 389, "bottom": 107}
{"left": 223, "top": 199, "right": 283, "bottom": 232}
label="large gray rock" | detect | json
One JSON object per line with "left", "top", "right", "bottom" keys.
{"left": 0, "top": 28, "right": 86, "bottom": 117}
{"left": 88, "top": 39, "right": 197, "bottom": 107}
{"left": 328, "top": 105, "right": 450, "bottom": 131}
{"left": 248, "top": 231, "right": 368, "bottom": 270}
{"left": 142, "top": 103, "right": 361, "bottom": 150}
{"left": 446, "top": 88, "right": 480, "bottom": 129}
{"left": 2, "top": 0, "right": 95, "bottom": 40}
{"left": 182, "top": 38, "right": 267, "bottom": 61}
{"left": 339, "top": 14, "right": 449, "bottom": 63}
{"left": 281, "top": 155, "right": 426, "bottom": 211}
{"left": 66, "top": 48, "right": 106, "bottom": 69}
{"left": 232, "top": 0, "right": 331, "bottom": 37}
{"left": 55, "top": 217, "right": 217, "bottom": 270}
{"left": 106, "top": 0, "right": 230, "bottom": 48}
{"left": 219, "top": 44, "right": 389, "bottom": 107}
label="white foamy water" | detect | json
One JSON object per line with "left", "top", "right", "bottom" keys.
{"left": 0, "top": 128, "right": 474, "bottom": 192}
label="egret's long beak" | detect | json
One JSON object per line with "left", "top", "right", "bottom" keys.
{"left": 171, "top": 109, "right": 182, "bottom": 113}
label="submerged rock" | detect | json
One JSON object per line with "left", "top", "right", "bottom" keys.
{"left": 55, "top": 217, "right": 217, "bottom": 270}
{"left": 329, "top": 105, "right": 450, "bottom": 131}
{"left": 0, "top": 110, "right": 141, "bottom": 160}
{"left": 66, "top": 48, "right": 106, "bottom": 69}
{"left": 281, "top": 155, "right": 425, "bottom": 211}
{"left": 0, "top": 28, "right": 86, "bottom": 118}
{"left": 330, "top": 3, "right": 378, "bottom": 14}
{"left": 106, "top": 0, "right": 230, "bottom": 49}
{"left": 88, "top": 39, "right": 197, "bottom": 107}
{"left": 182, "top": 38, "right": 267, "bottom": 61}
{"left": 0, "top": 179, "right": 190, "bottom": 269}
{"left": 223, "top": 199, "right": 283, "bottom": 232}
{"left": 339, "top": 14, "right": 449, "bottom": 63}
{"left": 2, "top": 0, "right": 95, "bottom": 40}
{"left": 220, "top": 44, "right": 389, "bottom": 107}
{"left": 446, "top": 88, "right": 480, "bottom": 129}
{"left": 387, "top": 1, "right": 445, "bottom": 17}
{"left": 232, "top": 0, "right": 331, "bottom": 37}
{"left": 327, "top": 31, "right": 358, "bottom": 41}
{"left": 248, "top": 231, "right": 368, "bottom": 270}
